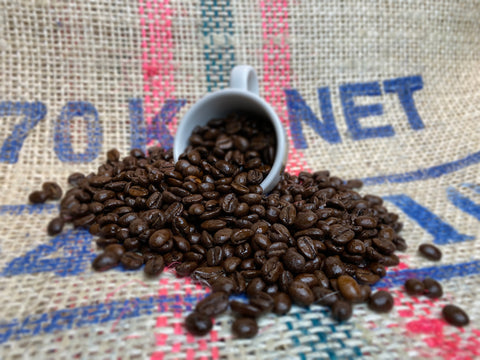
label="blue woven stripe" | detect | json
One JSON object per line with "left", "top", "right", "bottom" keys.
{"left": 200, "top": 0, "right": 235, "bottom": 91}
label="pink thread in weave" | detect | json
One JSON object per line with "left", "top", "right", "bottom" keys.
{"left": 260, "top": 0, "right": 309, "bottom": 174}
{"left": 139, "top": 0, "right": 177, "bottom": 140}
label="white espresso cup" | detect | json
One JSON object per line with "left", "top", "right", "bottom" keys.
{"left": 173, "top": 65, "right": 288, "bottom": 193}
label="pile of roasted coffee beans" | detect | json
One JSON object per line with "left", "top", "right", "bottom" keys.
{"left": 29, "top": 113, "right": 470, "bottom": 338}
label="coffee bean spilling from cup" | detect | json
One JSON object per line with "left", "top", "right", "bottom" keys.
{"left": 29, "top": 113, "right": 469, "bottom": 338}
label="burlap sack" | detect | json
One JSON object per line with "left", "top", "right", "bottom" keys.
{"left": 0, "top": 1, "right": 479, "bottom": 359}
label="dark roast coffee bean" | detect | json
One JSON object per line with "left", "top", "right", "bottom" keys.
{"left": 222, "top": 257, "right": 241, "bottom": 273}
{"left": 294, "top": 211, "right": 318, "bottom": 229}
{"left": 149, "top": 229, "right": 172, "bottom": 250}
{"left": 232, "top": 317, "right": 258, "bottom": 339}
{"left": 250, "top": 292, "right": 274, "bottom": 313}
{"left": 120, "top": 252, "right": 144, "bottom": 270}
{"left": 312, "top": 287, "right": 339, "bottom": 307}
{"left": 68, "top": 172, "right": 85, "bottom": 186}
{"left": 92, "top": 252, "right": 119, "bottom": 271}
{"left": 293, "top": 274, "right": 318, "bottom": 288}
{"left": 42, "top": 182, "right": 63, "bottom": 200}
{"left": 283, "top": 249, "right": 306, "bottom": 274}
{"left": 323, "top": 255, "right": 345, "bottom": 278}
{"left": 368, "top": 291, "right": 394, "bottom": 313}
{"left": 231, "top": 228, "right": 254, "bottom": 244}
{"left": 211, "top": 277, "right": 236, "bottom": 294}
{"left": 404, "top": 278, "right": 424, "bottom": 296}
{"left": 201, "top": 219, "right": 226, "bottom": 232}
{"left": 288, "top": 280, "right": 314, "bottom": 307}
{"left": 206, "top": 246, "right": 223, "bottom": 266}
{"left": 331, "top": 300, "right": 352, "bottom": 321}
{"left": 230, "top": 300, "right": 262, "bottom": 318}
{"left": 195, "top": 292, "right": 229, "bottom": 317}
{"left": 355, "top": 268, "right": 380, "bottom": 285}
{"left": 29, "top": 190, "right": 48, "bottom": 204}
{"left": 105, "top": 244, "right": 126, "bottom": 258}
{"left": 337, "top": 275, "right": 362, "bottom": 302}
{"left": 47, "top": 217, "right": 64, "bottom": 236}
{"left": 192, "top": 266, "right": 225, "bottom": 283}
{"left": 418, "top": 243, "right": 442, "bottom": 261}
{"left": 261, "top": 257, "right": 284, "bottom": 283}
{"left": 175, "top": 261, "right": 199, "bottom": 277}
{"left": 246, "top": 277, "right": 266, "bottom": 296}
{"left": 297, "top": 236, "right": 317, "bottom": 260}
{"left": 442, "top": 304, "right": 469, "bottom": 327}
{"left": 185, "top": 312, "right": 212, "bottom": 336}
{"left": 272, "top": 292, "right": 292, "bottom": 315}
{"left": 423, "top": 277, "right": 443, "bottom": 298}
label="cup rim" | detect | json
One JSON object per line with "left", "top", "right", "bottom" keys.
{"left": 173, "top": 88, "right": 288, "bottom": 193}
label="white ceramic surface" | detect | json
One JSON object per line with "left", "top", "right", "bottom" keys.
{"left": 173, "top": 65, "right": 288, "bottom": 193}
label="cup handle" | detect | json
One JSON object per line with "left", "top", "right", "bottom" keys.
{"left": 229, "top": 65, "right": 259, "bottom": 95}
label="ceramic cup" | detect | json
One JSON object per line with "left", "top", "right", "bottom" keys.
{"left": 173, "top": 65, "right": 288, "bottom": 193}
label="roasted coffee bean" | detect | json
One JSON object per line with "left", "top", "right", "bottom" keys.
{"left": 68, "top": 172, "right": 86, "bottom": 186}
{"left": 283, "top": 249, "right": 306, "bottom": 274}
{"left": 261, "top": 257, "right": 284, "bottom": 283}
{"left": 231, "top": 228, "right": 254, "bottom": 244}
{"left": 418, "top": 243, "right": 442, "bottom": 261}
{"left": 42, "top": 182, "right": 63, "bottom": 200}
{"left": 423, "top": 277, "right": 443, "bottom": 298}
{"left": 235, "top": 243, "right": 252, "bottom": 259}
{"left": 120, "top": 252, "right": 144, "bottom": 270}
{"left": 337, "top": 275, "right": 362, "bottom": 302}
{"left": 47, "top": 217, "right": 64, "bottom": 236}
{"left": 288, "top": 280, "right": 314, "bottom": 307}
{"left": 355, "top": 216, "right": 377, "bottom": 229}
{"left": 346, "top": 239, "right": 365, "bottom": 254}
{"left": 206, "top": 246, "right": 223, "bottom": 266}
{"left": 368, "top": 291, "right": 394, "bottom": 313}
{"left": 250, "top": 292, "right": 274, "bottom": 313}
{"left": 313, "top": 270, "right": 330, "bottom": 288}
{"left": 294, "top": 273, "right": 319, "bottom": 287}
{"left": 331, "top": 300, "right": 352, "bottom": 321}
{"left": 272, "top": 292, "right": 292, "bottom": 315}
{"left": 222, "top": 257, "right": 241, "bottom": 273}
{"left": 106, "top": 148, "right": 120, "bottom": 162}
{"left": 232, "top": 317, "right": 258, "bottom": 339}
{"left": 266, "top": 242, "right": 288, "bottom": 258}
{"left": 323, "top": 255, "right": 345, "bottom": 278}
{"left": 294, "top": 211, "right": 317, "bottom": 229}
{"left": 368, "top": 263, "right": 386, "bottom": 277}
{"left": 442, "top": 305, "right": 469, "bottom": 327}
{"left": 372, "top": 237, "right": 396, "bottom": 255}
{"left": 279, "top": 205, "right": 296, "bottom": 226}
{"left": 29, "top": 190, "right": 48, "bottom": 204}
{"left": 196, "top": 292, "right": 229, "bottom": 317}
{"left": 149, "top": 229, "right": 172, "bottom": 250}
{"left": 329, "top": 224, "right": 355, "bottom": 245}
{"left": 405, "top": 278, "right": 424, "bottom": 296}
{"left": 312, "top": 287, "right": 339, "bottom": 307}
{"left": 297, "top": 236, "right": 317, "bottom": 259}
{"left": 92, "top": 252, "right": 119, "bottom": 271}
{"left": 355, "top": 268, "right": 380, "bottom": 285}
{"left": 105, "top": 244, "right": 126, "bottom": 258}
{"left": 73, "top": 213, "right": 96, "bottom": 228}
{"left": 230, "top": 300, "right": 262, "bottom": 318}
{"left": 175, "top": 261, "right": 199, "bottom": 277}
{"left": 264, "top": 284, "right": 279, "bottom": 296}
{"left": 185, "top": 312, "right": 212, "bottom": 336}
{"left": 211, "top": 277, "right": 236, "bottom": 294}
{"left": 201, "top": 219, "right": 226, "bottom": 232}
{"left": 192, "top": 266, "right": 224, "bottom": 283}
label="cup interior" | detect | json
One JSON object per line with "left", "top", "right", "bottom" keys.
{"left": 173, "top": 88, "right": 288, "bottom": 193}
